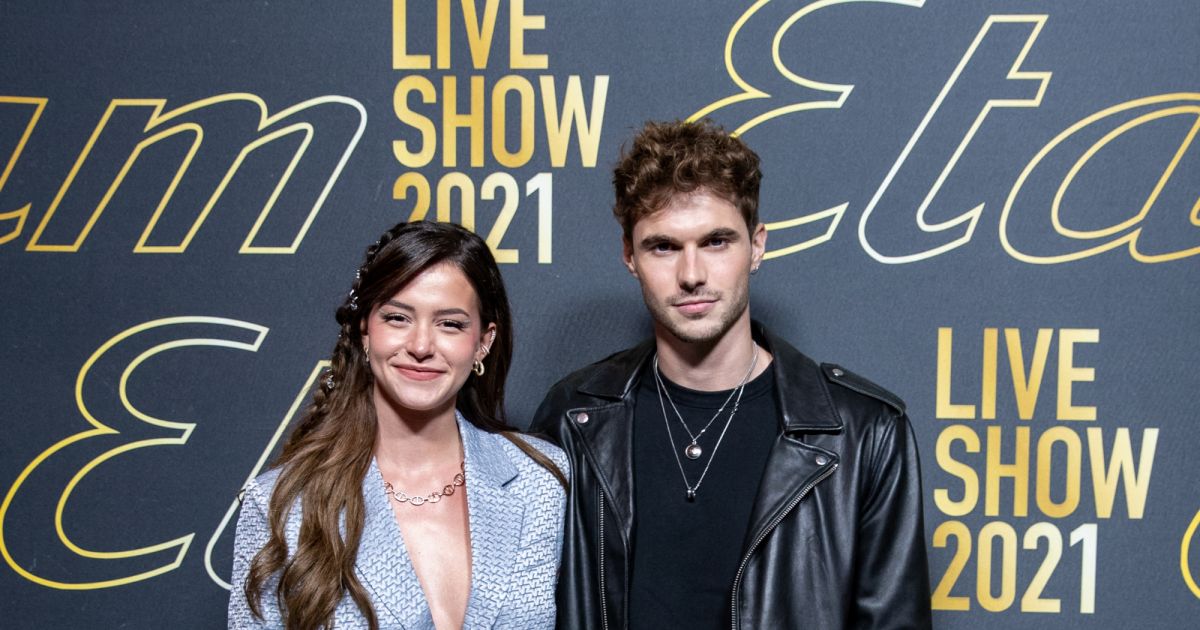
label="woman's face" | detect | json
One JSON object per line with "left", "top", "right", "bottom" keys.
{"left": 360, "top": 262, "right": 495, "bottom": 425}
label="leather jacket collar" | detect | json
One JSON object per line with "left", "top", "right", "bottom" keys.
{"left": 575, "top": 321, "right": 844, "bottom": 433}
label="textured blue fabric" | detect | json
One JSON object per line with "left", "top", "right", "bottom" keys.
{"left": 227, "top": 414, "right": 568, "bottom": 629}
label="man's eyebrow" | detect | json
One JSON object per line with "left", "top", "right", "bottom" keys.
{"left": 638, "top": 227, "right": 742, "bottom": 248}
{"left": 705, "top": 227, "right": 741, "bottom": 241}
{"left": 637, "top": 233, "right": 679, "bottom": 249}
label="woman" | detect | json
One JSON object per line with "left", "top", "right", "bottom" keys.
{"left": 228, "top": 221, "right": 568, "bottom": 629}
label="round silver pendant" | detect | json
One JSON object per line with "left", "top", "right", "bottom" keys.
{"left": 684, "top": 443, "right": 703, "bottom": 460}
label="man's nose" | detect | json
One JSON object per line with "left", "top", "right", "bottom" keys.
{"left": 678, "top": 247, "right": 706, "bottom": 292}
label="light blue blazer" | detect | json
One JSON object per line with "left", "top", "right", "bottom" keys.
{"left": 227, "top": 414, "right": 568, "bottom": 629}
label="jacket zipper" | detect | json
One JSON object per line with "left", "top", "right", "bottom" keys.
{"left": 598, "top": 486, "right": 610, "bottom": 630}
{"left": 729, "top": 463, "right": 838, "bottom": 629}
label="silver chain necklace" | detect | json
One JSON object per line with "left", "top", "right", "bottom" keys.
{"left": 383, "top": 461, "right": 465, "bottom": 507}
{"left": 652, "top": 350, "right": 753, "bottom": 458}
{"left": 654, "top": 347, "right": 759, "bottom": 501}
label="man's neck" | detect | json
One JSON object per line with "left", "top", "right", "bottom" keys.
{"left": 653, "top": 313, "right": 770, "bottom": 391}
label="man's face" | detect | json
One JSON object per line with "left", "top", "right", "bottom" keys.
{"left": 623, "top": 191, "right": 766, "bottom": 345}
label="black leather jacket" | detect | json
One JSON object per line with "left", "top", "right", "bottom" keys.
{"left": 531, "top": 324, "right": 931, "bottom": 629}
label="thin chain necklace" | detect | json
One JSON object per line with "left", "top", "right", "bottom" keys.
{"left": 654, "top": 346, "right": 759, "bottom": 501}
{"left": 383, "top": 461, "right": 465, "bottom": 507}
{"left": 653, "top": 347, "right": 758, "bottom": 460}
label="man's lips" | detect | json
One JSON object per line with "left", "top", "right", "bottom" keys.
{"left": 672, "top": 298, "right": 717, "bottom": 315}
{"left": 393, "top": 364, "right": 446, "bottom": 381}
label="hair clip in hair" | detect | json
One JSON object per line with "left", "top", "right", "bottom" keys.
{"left": 347, "top": 268, "right": 363, "bottom": 310}
{"left": 323, "top": 369, "right": 336, "bottom": 390}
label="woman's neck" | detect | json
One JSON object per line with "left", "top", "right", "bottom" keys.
{"left": 373, "top": 399, "right": 463, "bottom": 477}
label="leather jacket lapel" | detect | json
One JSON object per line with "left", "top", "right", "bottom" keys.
{"left": 571, "top": 340, "right": 653, "bottom": 544}
{"left": 742, "top": 326, "right": 843, "bottom": 554}
{"left": 758, "top": 324, "right": 843, "bottom": 432}
{"left": 566, "top": 400, "right": 635, "bottom": 542}
{"left": 742, "top": 435, "right": 838, "bottom": 554}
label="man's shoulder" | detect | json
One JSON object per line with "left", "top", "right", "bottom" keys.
{"left": 817, "top": 362, "right": 906, "bottom": 415}
{"left": 531, "top": 340, "right": 652, "bottom": 435}
{"left": 542, "top": 340, "right": 652, "bottom": 400}
{"left": 761, "top": 323, "right": 906, "bottom": 419}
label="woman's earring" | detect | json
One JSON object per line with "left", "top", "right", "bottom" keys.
{"left": 473, "top": 329, "right": 494, "bottom": 375}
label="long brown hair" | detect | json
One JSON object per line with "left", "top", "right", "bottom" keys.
{"left": 244, "top": 220, "right": 564, "bottom": 629}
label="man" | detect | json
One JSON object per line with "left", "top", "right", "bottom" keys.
{"left": 532, "top": 120, "right": 930, "bottom": 629}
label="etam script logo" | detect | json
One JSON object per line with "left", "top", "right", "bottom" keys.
{"left": 690, "top": 4, "right": 1199, "bottom": 265}
{"left": 0, "top": 94, "right": 366, "bottom": 254}
{"left": 0, "top": 10, "right": 1196, "bottom": 265}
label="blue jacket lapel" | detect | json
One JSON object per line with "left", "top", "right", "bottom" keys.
{"left": 459, "top": 417, "right": 523, "bottom": 629}
{"left": 346, "top": 417, "right": 523, "bottom": 629}
{"left": 356, "top": 459, "right": 434, "bottom": 630}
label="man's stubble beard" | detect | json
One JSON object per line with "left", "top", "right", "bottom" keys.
{"left": 641, "top": 280, "right": 751, "bottom": 345}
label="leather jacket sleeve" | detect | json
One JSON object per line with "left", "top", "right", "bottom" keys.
{"left": 854, "top": 408, "right": 926, "bottom": 628}
{"left": 849, "top": 408, "right": 932, "bottom": 629}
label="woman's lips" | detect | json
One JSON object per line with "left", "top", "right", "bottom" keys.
{"left": 394, "top": 365, "right": 445, "bottom": 381}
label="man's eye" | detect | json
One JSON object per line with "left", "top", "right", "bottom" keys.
{"left": 652, "top": 242, "right": 673, "bottom": 253}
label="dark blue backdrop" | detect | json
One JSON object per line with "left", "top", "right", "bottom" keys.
{"left": 1, "top": 1, "right": 1197, "bottom": 627}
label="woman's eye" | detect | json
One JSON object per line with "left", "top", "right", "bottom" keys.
{"left": 382, "top": 313, "right": 410, "bottom": 324}
{"left": 441, "top": 320, "right": 467, "bottom": 330}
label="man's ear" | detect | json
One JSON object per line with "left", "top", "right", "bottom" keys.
{"left": 622, "top": 239, "right": 637, "bottom": 276}
{"left": 750, "top": 222, "right": 767, "bottom": 270}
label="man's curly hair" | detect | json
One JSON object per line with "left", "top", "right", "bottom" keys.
{"left": 612, "top": 119, "right": 761, "bottom": 241}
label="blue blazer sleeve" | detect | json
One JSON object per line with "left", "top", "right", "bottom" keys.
{"left": 227, "top": 476, "right": 283, "bottom": 629}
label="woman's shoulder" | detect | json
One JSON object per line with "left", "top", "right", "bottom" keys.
{"left": 237, "top": 466, "right": 308, "bottom": 541}
{"left": 238, "top": 467, "right": 290, "bottom": 519}
{"left": 489, "top": 431, "right": 569, "bottom": 487}
{"left": 511, "top": 432, "right": 566, "bottom": 461}
{"left": 245, "top": 467, "right": 282, "bottom": 497}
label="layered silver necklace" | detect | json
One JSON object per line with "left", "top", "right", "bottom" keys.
{"left": 653, "top": 347, "right": 759, "bottom": 500}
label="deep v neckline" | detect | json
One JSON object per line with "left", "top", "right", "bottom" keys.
{"left": 384, "top": 461, "right": 473, "bottom": 627}
{"left": 354, "top": 417, "right": 524, "bottom": 630}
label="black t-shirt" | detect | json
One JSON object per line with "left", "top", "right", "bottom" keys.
{"left": 629, "top": 358, "right": 779, "bottom": 629}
